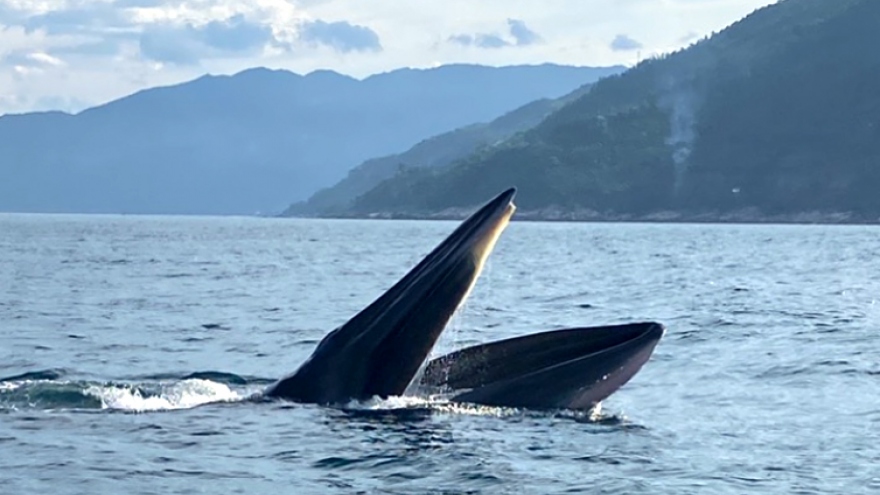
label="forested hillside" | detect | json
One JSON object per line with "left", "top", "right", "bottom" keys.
{"left": 345, "top": 0, "right": 880, "bottom": 222}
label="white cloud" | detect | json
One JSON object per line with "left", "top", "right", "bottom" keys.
{"left": 508, "top": 19, "right": 540, "bottom": 46}
{"left": 298, "top": 19, "right": 381, "bottom": 53}
{"left": 3, "top": 50, "right": 64, "bottom": 68}
{"left": 610, "top": 34, "right": 643, "bottom": 52}
{"left": 0, "top": 0, "right": 779, "bottom": 115}
{"left": 6, "top": 51, "right": 64, "bottom": 79}
{"left": 138, "top": 14, "right": 279, "bottom": 64}
{"left": 449, "top": 18, "right": 540, "bottom": 49}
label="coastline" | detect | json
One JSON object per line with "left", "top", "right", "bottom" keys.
{"left": 282, "top": 206, "right": 880, "bottom": 225}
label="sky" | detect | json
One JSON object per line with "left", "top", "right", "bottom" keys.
{"left": 0, "top": 0, "right": 778, "bottom": 116}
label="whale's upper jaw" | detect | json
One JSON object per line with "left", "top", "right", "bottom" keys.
{"left": 265, "top": 188, "right": 517, "bottom": 405}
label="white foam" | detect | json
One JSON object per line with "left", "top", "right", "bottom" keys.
{"left": 0, "top": 382, "right": 23, "bottom": 391}
{"left": 338, "top": 394, "right": 425, "bottom": 410}
{"left": 84, "top": 379, "right": 244, "bottom": 412}
{"left": 350, "top": 394, "right": 609, "bottom": 419}
{"left": 369, "top": 394, "right": 440, "bottom": 409}
{"left": 431, "top": 401, "right": 517, "bottom": 417}
{"left": 347, "top": 394, "right": 518, "bottom": 417}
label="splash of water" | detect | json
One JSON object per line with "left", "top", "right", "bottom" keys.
{"left": 0, "top": 381, "right": 22, "bottom": 392}
{"left": 348, "top": 394, "right": 517, "bottom": 418}
{"left": 84, "top": 379, "right": 244, "bottom": 412}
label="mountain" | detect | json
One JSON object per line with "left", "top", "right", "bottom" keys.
{"left": 282, "top": 83, "right": 599, "bottom": 217}
{"left": 0, "top": 64, "right": 622, "bottom": 215}
{"left": 342, "top": 0, "right": 880, "bottom": 222}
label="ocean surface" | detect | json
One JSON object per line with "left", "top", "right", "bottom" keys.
{"left": 1, "top": 213, "right": 878, "bottom": 494}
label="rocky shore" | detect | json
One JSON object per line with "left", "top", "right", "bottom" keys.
{"left": 289, "top": 206, "right": 880, "bottom": 225}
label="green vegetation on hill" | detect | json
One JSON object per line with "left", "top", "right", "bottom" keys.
{"left": 346, "top": 0, "right": 880, "bottom": 221}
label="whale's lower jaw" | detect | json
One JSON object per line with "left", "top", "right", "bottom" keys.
{"left": 421, "top": 322, "right": 665, "bottom": 410}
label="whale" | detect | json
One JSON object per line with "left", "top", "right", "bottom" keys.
{"left": 265, "top": 187, "right": 664, "bottom": 410}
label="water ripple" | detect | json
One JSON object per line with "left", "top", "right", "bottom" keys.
{"left": 2, "top": 216, "right": 880, "bottom": 494}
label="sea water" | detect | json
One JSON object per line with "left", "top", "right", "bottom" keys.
{"left": 1, "top": 214, "right": 878, "bottom": 494}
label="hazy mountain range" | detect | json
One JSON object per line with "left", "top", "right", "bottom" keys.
{"left": 0, "top": 64, "right": 623, "bottom": 215}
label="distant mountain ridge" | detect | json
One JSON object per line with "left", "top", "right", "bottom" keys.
{"left": 0, "top": 63, "right": 623, "bottom": 215}
{"left": 282, "top": 83, "right": 597, "bottom": 217}
{"left": 339, "top": 0, "right": 880, "bottom": 222}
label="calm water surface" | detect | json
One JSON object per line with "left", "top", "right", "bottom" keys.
{"left": 1, "top": 214, "right": 878, "bottom": 494}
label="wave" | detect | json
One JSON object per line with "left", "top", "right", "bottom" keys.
{"left": 83, "top": 379, "right": 249, "bottom": 412}
{"left": 0, "top": 370, "right": 623, "bottom": 423}
{"left": 0, "top": 369, "right": 264, "bottom": 413}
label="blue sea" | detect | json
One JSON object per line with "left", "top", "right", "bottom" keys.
{"left": 1, "top": 213, "right": 878, "bottom": 494}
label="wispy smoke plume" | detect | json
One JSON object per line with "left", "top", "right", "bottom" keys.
{"left": 659, "top": 77, "right": 700, "bottom": 195}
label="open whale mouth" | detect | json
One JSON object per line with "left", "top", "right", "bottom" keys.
{"left": 266, "top": 186, "right": 665, "bottom": 411}
{"left": 420, "top": 322, "right": 665, "bottom": 410}
{"left": 265, "top": 188, "right": 517, "bottom": 405}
